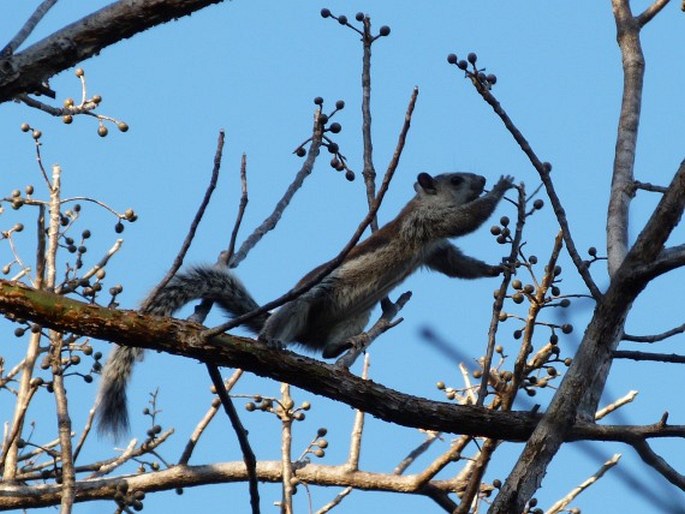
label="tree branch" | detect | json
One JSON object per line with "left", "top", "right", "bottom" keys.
{"left": 0, "top": 0, "right": 227, "bottom": 103}
{"left": 1, "top": 280, "right": 684, "bottom": 445}
{"left": 1, "top": 0, "right": 59, "bottom": 57}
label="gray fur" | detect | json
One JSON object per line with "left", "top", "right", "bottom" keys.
{"left": 96, "top": 267, "right": 267, "bottom": 437}
{"left": 97, "top": 172, "right": 514, "bottom": 437}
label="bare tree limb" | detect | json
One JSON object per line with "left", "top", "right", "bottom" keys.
{"left": 613, "top": 350, "right": 685, "bottom": 364}
{"left": 206, "top": 364, "right": 260, "bottom": 513}
{"left": 229, "top": 113, "right": 324, "bottom": 268}
{"left": 545, "top": 453, "right": 621, "bottom": 514}
{"left": 636, "top": 0, "right": 671, "bottom": 26}
{"left": 630, "top": 438, "right": 685, "bottom": 489}
{"left": 1, "top": 0, "right": 59, "bottom": 57}
{"left": 2, "top": 279, "right": 685, "bottom": 446}
{"left": 0, "top": 460, "right": 479, "bottom": 511}
{"left": 461, "top": 67, "right": 602, "bottom": 300}
{"left": 0, "top": 0, "right": 227, "bottom": 103}
{"left": 606, "top": 0, "right": 650, "bottom": 275}
{"left": 623, "top": 320, "right": 685, "bottom": 342}
{"left": 141, "top": 130, "right": 224, "bottom": 312}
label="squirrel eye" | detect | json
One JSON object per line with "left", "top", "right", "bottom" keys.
{"left": 450, "top": 176, "right": 464, "bottom": 186}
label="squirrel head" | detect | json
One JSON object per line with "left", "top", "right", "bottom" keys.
{"left": 414, "top": 172, "right": 486, "bottom": 205}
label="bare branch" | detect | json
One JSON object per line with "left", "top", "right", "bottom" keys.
{"left": 545, "top": 454, "right": 621, "bottom": 514}
{"left": 633, "top": 243, "right": 685, "bottom": 281}
{"left": 141, "top": 130, "right": 224, "bottom": 312}
{"left": 595, "top": 390, "right": 638, "bottom": 421}
{"left": 613, "top": 350, "right": 685, "bottom": 364}
{"left": 630, "top": 438, "right": 685, "bottom": 489}
{"left": 346, "top": 354, "right": 370, "bottom": 471}
{"left": 335, "top": 291, "right": 411, "bottom": 368}
{"left": 623, "top": 320, "right": 685, "bottom": 342}
{"left": 0, "top": 0, "right": 59, "bottom": 57}
{"left": 0, "top": 0, "right": 228, "bottom": 103}
{"left": 178, "top": 369, "right": 243, "bottom": 466}
{"left": 462, "top": 70, "right": 602, "bottom": 300}
{"left": 360, "top": 16, "right": 378, "bottom": 231}
{"left": 206, "top": 364, "right": 259, "bottom": 513}
{"left": 226, "top": 153, "right": 249, "bottom": 263}
{"left": 229, "top": 114, "right": 324, "bottom": 267}
{"left": 636, "top": 0, "right": 671, "bottom": 26}
{"left": 634, "top": 180, "right": 668, "bottom": 193}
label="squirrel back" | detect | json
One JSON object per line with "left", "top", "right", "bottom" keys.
{"left": 96, "top": 172, "right": 513, "bottom": 437}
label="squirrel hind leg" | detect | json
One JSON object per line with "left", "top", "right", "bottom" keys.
{"left": 320, "top": 311, "right": 371, "bottom": 359}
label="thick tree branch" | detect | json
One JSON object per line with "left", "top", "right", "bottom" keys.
{"left": 489, "top": 157, "right": 685, "bottom": 512}
{"left": 0, "top": 280, "right": 684, "bottom": 445}
{"left": 606, "top": 0, "right": 644, "bottom": 275}
{"left": 0, "top": 0, "right": 226, "bottom": 103}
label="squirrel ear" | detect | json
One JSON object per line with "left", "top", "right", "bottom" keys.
{"left": 416, "top": 172, "right": 437, "bottom": 194}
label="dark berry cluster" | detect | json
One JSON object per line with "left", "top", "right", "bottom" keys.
{"left": 447, "top": 52, "right": 498, "bottom": 89}
{"left": 320, "top": 8, "right": 390, "bottom": 40}
{"left": 294, "top": 97, "right": 355, "bottom": 181}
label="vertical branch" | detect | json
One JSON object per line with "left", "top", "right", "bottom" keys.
{"left": 1, "top": 206, "right": 47, "bottom": 479}
{"left": 606, "top": 0, "right": 645, "bottom": 276}
{"left": 279, "top": 383, "right": 294, "bottom": 514}
{"left": 477, "top": 185, "right": 526, "bottom": 406}
{"left": 226, "top": 153, "right": 249, "bottom": 263}
{"left": 46, "top": 165, "right": 75, "bottom": 513}
{"left": 360, "top": 17, "right": 378, "bottom": 231}
{"left": 346, "top": 354, "right": 370, "bottom": 470}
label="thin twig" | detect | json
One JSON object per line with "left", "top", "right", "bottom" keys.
{"left": 178, "top": 369, "right": 244, "bottom": 465}
{"left": 206, "top": 364, "right": 260, "bottom": 514}
{"left": 203, "top": 96, "right": 410, "bottom": 339}
{"left": 613, "top": 350, "right": 685, "bottom": 364}
{"left": 346, "top": 354, "right": 370, "bottom": 471}
{"left": 229, "top": 114, "right": 324, "bottom": 268}
{"left": 393, "top": 431, "right": 440, "bottom": 476}
{"left": 226, "top": 154, "right": 249, "bottom": 263}
{"left": 545, "top": 453, "right": 622, "bottom": 514}
{"left": 360, "top": 16, "right": 378, "bottom": 231}
{"left": 595, "top": 390, "right": 638, "bottom": 421}
{"left": 630, "top": 438, "right": 685, "bottom": 489}
{"left": 335, "top": 291, "right": 411, "bottom": 368}
{"left": 279, "top": 383, "right": 294, "bottom": 514}
{"left": 141, "top": 130, "right": 224, "bottom": 312}
{"left": 477, "top": 184, "right": 526, "bottom": 406}
{"left": 622, "top": 322, "right": 685, "bottom": 342}
{"left": 463, "top": 72, "right": 602, "bottom": 300}
{"left": 57, "top": 239, "right": 123, "bottom": 294}
{"left": 634, "top": 180, "right": 668, "bottom": 193}
{"left": 72, "top": 406, "right": 97, "bottom": 462}
{"left": 0, "top": 0, "right": 59, "bottom": 57}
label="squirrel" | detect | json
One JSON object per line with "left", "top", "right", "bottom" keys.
{"left": 96, "top": 172, "right": 515, "bottom": 437}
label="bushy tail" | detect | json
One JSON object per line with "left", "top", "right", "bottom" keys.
{"left": 96, "top": 266, "right": 267, "bottom": 438}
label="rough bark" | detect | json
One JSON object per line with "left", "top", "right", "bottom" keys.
{"left": 0, "top": 0, "right": 226, "bottom": 103}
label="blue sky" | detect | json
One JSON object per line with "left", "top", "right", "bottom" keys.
{"left": 2, "top": 1, "right": 685, "bottom": 513}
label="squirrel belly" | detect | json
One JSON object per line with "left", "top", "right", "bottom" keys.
{"left": 96, "top": 171, "right": 514, "bottom": 437}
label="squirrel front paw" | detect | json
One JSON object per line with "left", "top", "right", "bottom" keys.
{"left": 495, "top": 175, "right": 516, "bottom": 192}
